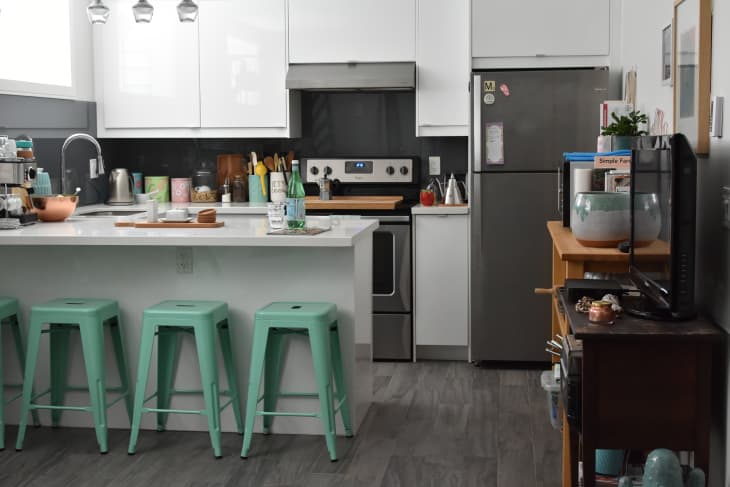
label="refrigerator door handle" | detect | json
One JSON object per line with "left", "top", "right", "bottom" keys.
{"left": 472, "top": 73, "right": 482, "bottom": 173}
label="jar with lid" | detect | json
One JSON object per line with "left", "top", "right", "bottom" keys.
{"left": 16, "top": 139, "right": 33, "bottom": 160}
{"left": 232, "top": 174, "right": 246, "bottom": 202}
{"left": 192, "top": 166, "right": 217, "bottom": 203}
{"left": 588, "top": 300, "right": 616, "bottom": 325}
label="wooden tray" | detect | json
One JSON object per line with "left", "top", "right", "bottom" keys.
{"left": 304, "top": 195, "right": 403, "bottom": 210}
{"left": 115, "top": 221, "right": 224, "bottom": 228}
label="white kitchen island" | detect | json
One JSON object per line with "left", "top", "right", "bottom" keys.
{"left": 0, "top": 214, "right": 375, "bottom": 437}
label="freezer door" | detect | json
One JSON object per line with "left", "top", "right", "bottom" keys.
{"left": 472, "top": 69, "right": 609, "bottom": 172}
{"left": 470, "top": 172, "right": 560, "bottom": 362}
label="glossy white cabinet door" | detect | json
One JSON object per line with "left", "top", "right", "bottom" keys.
{"left": 95, "top": 0, "right": 200, "bottom": 128}
{"left": 416, "top": 0, "right": 469, "bottom": 136}
{"left": 288, "top": 0, "right": 415, "bottom": 63}
{"left": 199, "top": 0, "right": 287, "bottom": 128}
{"left": 472, "top": 0, "right": 610, "bottom": 57}
{"left": 414, "top": 214, "right": 469, "bottom": 347}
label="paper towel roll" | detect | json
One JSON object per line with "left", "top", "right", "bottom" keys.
{"left": 572, "top": 168, "right": 593, "bottom": 208}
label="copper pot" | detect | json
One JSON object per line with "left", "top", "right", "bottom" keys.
{"left": 30, "top": 195, "right": 78, "bottom": 222}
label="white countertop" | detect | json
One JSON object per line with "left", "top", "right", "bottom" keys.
{"left": 0, "top": 214, "right": 377, "bottom": 247}
{"left": 77, "top": 202, "right": 269, "bottom": 216}
{"left": 411, "top": 204, "right": 469, "bottom": 215}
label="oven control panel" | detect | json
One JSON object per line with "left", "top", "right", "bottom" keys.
{"left": 302, "top": 158, "right": 414, "bottom": 184}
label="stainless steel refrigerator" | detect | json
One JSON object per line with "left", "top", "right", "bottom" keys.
{"left": 470, "top": 68, "right": 609, "bottom": 363}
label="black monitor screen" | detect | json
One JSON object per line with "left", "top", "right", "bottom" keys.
{"left": 631, "top": 138, "right": 673, "bottom": 308}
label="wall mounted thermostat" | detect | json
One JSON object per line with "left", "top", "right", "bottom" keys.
{"left": 710, "top": 96, "right": 723, "bottom": 137}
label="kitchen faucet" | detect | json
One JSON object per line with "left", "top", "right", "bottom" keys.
{"left": 60, "top": 133, "right": 104, "bottom": 195}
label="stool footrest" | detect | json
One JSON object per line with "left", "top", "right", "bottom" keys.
{"left": 5, "top": 391, "right": 22, "bottom": 404}
{"left": 255, "top": 410, "right": 319, "bottom": 418}
{"left": 143, "top": 407, "right": 206, "bottom": 415}
{"left": 31, "top": 404, "right": 93, "bottom": 412}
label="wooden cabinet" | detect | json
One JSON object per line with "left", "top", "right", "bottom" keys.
{"left": 288, "top": 0, "right": 415, "bottom": 63}
{"left": 416, "top": 0, "right": 469, "bottom": 137}
{"left": 95, "top": 0, "right": 200, "bottom": 129}
{"left": 94, "top": 0, "right": 297, "bottom": 137}
{"left": 472, "top": 0, "right": 610, "bottom": 58}
{"left": 413, "top": 213, "right": 469, "bottom": 348}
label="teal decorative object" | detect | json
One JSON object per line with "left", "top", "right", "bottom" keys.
{"left": 596, "top": 449, "right": 625, "bottom": 476}
{"left": 686, "top": 468, "right": 706, "bottom": 487}
{"left": 643, "top": 449, "right": 683, "bottom": 487}
{"left": 570, "top": 192, "right": 630, "bottom": 247}
{"left": 618, "top": 477, "right": 634, "bottom": 487}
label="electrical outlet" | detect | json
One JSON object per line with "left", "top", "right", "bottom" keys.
{"left": 176, "top": 247, "right": 193, "bottom": 274}
{"left": 428, "top": 156, "right": 441, "bottom": 176}
{"left": 89, "top": 158, "right": 98, "bottom": 179}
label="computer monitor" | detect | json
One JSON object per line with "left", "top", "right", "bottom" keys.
{"left": 628, "top": 133, "right": 697, "bottom": 320}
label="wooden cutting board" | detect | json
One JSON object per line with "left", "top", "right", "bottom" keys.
{"left": 115, "top": 221, "right": 224, "bottom": 228}
{"left": 304, "top": 196, "right": 403, "bottom": 210}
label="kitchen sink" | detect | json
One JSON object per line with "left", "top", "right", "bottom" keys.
{"left": 76, "top": 210, "right": 144, "bottom": 217}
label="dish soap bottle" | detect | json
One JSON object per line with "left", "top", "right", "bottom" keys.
{"left": 286, "top": 160, "right": 306, "bottom": 229}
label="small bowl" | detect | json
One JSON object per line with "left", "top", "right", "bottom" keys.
{"left": 134, "top": 193, "right": 152, "bottom": 204}
{"left": 31, "top": 195, "right": 79, "bottom": 222}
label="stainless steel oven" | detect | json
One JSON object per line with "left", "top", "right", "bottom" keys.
{"left": 369, "top": 216, "right": 412, "bottom": 361}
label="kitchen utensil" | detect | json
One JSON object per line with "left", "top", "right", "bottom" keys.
{"left": 30, "top": 194, "right": 78, "bottom": 222}
{"left": 171, "top": 177, "right": 191, "bottom": 203}
{"left": 72, "top": 187, "right": 81, "bottom": 196}
{"left": 144, "top": 176, "right": 169, "bottom": 202}
{"left": 264, "top": 156, "right": 275, "bottom": 173}
{"left": 108, "top": 168, "right": 134, "bottom": 205}
{"left": 286, "top": 150, "right": 294, "bottom": 172}
{"left": 270, "top": 172, "right": 287, "bottom": 204}
{"left": 254, "top": 161, "right": 268, "bottom": 197}
{"left": 197, "top": 208, "right": 217, "bottom": 223}
{"left": 318, "top": 175, "right": 332, "bottom": 201}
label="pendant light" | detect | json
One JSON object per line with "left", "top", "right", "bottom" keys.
{"left": 176, "top": 0, "right": 198, "bottom": 22}
{"left": 87, "top": 0, "right": 111, "bottom": 24}
{"left": 132, "top": 0, "right": 154, "bottom": 23}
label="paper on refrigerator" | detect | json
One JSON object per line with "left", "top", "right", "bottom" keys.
{"left": 486, "top": 122, "right": 504, "bottom": 165}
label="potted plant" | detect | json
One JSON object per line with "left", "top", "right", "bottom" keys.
{"left": 601, "top": 110, "right": 649, "bottom": 150}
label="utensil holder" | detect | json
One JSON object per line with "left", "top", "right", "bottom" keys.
{"left": 248, "top": 175, "right": 268, "bottom": 203}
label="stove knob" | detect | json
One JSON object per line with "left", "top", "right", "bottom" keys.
{"left": 399, "top": 166, "right": 409, "bottom": 175}
{"left": 27, "top": 167, "right": 37, "bottom": 180}
{"left": 324, "top": 166, "right": 332, "bottom": 176}
{"left": 386, "top": 166, "right": 395, "bottom": 175}
{"left": 310, "top": 166, "right": 319, "bottom": 176}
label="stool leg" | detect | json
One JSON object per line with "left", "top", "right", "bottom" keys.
{"left": 109, "top": 316, "right": 133, "bottom": 424}
{"left": 10, "top": 315, "right": 40, "bottom": 428}
{"left": 78, "top": 319, "right": 109, "bottom": 454}
{"left": 15, "top": 314, "right": 43, "bottom": 451}
{"left": 241, "top": 324, "right": 270, "bottom": 458}
{"left": 193, "top": 323, "right": 222, "bottom": 458}
{"left": 49, "top": 324, "right": 71, "bottom": 428}
{"left": 217, "top": 320, "right": 243, "bottom": 434}
{"left": 128, "top": 320, "right": 156, "bottom": 455}
{"left": 330, "top": 324, "right": 352, "bottom": 437}
{"left": 156, "top": 328, "right": 180, "bottom": 432}
{"left": 309, "top": 326, "right": 337, "bottom": 461}
{"left": 262, "top": 331, "right": 285, "bottom": 435}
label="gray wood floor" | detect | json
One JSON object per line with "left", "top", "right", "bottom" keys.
{"left": 0, "top": 362, "right": 561, "bottom": 487}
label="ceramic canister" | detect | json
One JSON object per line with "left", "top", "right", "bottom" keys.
{"left": 145, "top": 176, "right": 169, "bottom": 202}
{"left": 132, "top": 172, "right": 144, "bottom": 194}
{"left": 248, "top": 174, "right": 268, "bottom": 204}
{"left": 171, "top": 177, "right": 191, "bottom": 203}
{"left": 270, "top": 172, "right": 287, "bottom": 204}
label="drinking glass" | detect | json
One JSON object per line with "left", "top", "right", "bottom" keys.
{"left": 267, "top": 202, "right": 286, "bottom": 229}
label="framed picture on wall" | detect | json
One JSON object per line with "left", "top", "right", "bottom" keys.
{"left": 662, "top": 24, "right": 673, "bottom": 86}
{"left": 673, "top": 0, "right": 712, "bottom": 155}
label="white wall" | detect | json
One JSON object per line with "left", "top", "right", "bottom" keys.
{"left": 70, "top": 0, "right": 96, "bottom": 101}
{"left": 621, "top": 1, "right": 730, "bottom": 485}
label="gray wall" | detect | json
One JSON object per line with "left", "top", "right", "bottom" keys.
{"left": 0, "top": 94, "right": 107, "bottom": 205}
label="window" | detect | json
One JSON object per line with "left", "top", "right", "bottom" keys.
{"left": 0, "top": 0, "right": 73, "bottom": 93}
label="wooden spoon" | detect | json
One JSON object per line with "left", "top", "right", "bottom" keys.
{"left": 286, "top": 150, "right": 295, "bottom": 172}
{"left": 264, "top": 156, "right": 275, "bottom": 173}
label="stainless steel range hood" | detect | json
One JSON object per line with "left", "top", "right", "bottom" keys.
{"left": 286, "top": 62, "right": 415, "bottom": 91}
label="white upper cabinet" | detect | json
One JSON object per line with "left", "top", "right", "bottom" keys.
{"left": 199, "top": 0, "right": 287, "bottom": 128}
{"left": 95, "top": 0, "right": 200, "bottom": 128}
{"left": 288, "top": 0, "right": 416, "bottom": 63}
{"left": 472, "top": 0, "right": 610, "bottom": 58}
{"left": 416, "top": 0, "right": 470, "bottom": 136}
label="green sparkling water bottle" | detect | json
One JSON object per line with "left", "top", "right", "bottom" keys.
{"left": 286, "top": 160, "right": 306, "bottom": 228}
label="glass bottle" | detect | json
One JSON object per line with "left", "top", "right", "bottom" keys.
{"left": 286, "top": 160, "right": 306, "bottom": 229}
{"left": 232, "top": 174, "right": 246, "bottom": 202}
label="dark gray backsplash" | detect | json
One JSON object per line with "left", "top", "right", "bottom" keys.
{"left": 100, "top": 91, "right": 468, "bottom": 188}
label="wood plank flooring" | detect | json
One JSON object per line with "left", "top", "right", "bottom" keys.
{"left": 0, "top": 362, "right": 561, "bottom": 487}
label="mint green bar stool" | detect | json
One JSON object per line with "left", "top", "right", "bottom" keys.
{"left": 241, "top": 302, "right": 352, "bottom": 462}
{"left": 127, "top": 300, "right": 243, "bottom": 458}
{"left": 15, "top": 298, "right": 132, "bottom": 453}
{"left": 0, "top": 298, "right": 40, "bottom": 450}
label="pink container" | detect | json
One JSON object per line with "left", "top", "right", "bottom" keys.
{"left": 171, "top": 177, "right": 191, "bottom": 203}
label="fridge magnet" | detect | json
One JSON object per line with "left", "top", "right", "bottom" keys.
{"left": 484, "top": 80, "right": 496, "bottom": 92}
{"left": 674, "top": 0, "right": 711, "bottom": 154}
{"left": 483, "top": 93, "right": 496, "bottom": 105}
{"left": 499, "top": 83, "right": 510, "bottom": 96}
{"left": 485, "top": 122, "right": 504, "bottom": 165}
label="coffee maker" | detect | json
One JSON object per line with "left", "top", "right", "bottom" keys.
{"left": 1, "top": 137, "right": 38, "bottom": 224}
